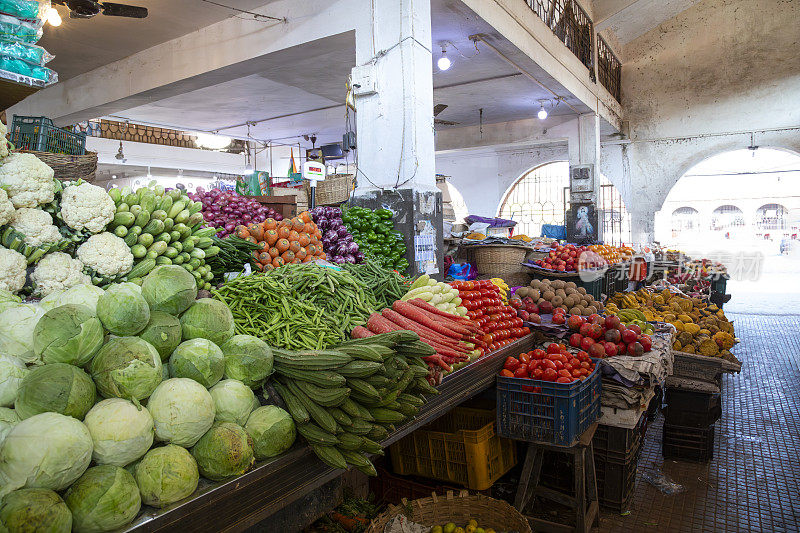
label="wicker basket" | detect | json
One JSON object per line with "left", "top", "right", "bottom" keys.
{"left": 21, "top": 150, "right": 97, "bottom": 182}
{"left": 304, "top": 173, "right": 353, "bottom": 206}
{"left": 367, "top": 491, "right": 531, "bottom": 533}
{"left": 471, "top": 245, "right": 528, "bottom": 277}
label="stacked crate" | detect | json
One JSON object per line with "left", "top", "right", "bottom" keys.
{"left": 662, "top": 388, "right": 720, "bottom": 462}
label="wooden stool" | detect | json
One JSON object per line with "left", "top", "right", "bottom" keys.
{"left": 513, "top": 423, "right": 599, "bottom": 533}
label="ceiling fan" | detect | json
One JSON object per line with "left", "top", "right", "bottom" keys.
{"left": 434, "top": 104, "right": 459, "bottom": 126}
{"left": 52, "top": 0, "right": 148, "bottom": 19}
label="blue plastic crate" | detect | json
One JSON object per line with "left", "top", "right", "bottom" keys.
{"left": 10, "top": 115, "right": 86, "bottom": 155}
{"left": 496, "top": 360, "right": 601, "bottom": 446}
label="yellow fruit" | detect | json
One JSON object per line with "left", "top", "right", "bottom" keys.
{"left": 444, "top": 524, "right": 457, "bottom": 533}
{"left": 467, "top": 520, "right": 478, "bottom": 528}
{"left": 485, "top": 529, "right": 496, "bottom": 533}
{"left": 431, "top": 528, "right": 443, "bottom": 533}
{"left": 454, "top": 528, "right": 465, "bottom": 533}
{"left": 465, "top": 526, "right": 476, "bottom": 533}
{"left": 475, "top": 529, "right": 486, "bottom": 533}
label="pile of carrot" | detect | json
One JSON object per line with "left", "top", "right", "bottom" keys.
{"left": 235, "top": 211, "right": 326, "bottom": 270}
{"left": 352, "top": 298, "right": 486, "bottom": 373}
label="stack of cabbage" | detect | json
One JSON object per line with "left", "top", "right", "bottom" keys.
{"left": 0, "top": 125, "right": 219, "bottom": 297}
{"left": 0, "top": 266, "right": 296, "bottom": 532}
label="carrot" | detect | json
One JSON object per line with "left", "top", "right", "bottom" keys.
{"left": 366, "top": 313, "right": 402, "bottom": 334}
{"left": 380, "top": 312, "right": 470, "bottom": 359}
{"left": 396, "top": 302, "right": 476, "bottom": 336}
{"left": 407, "top": 298, "right": 476, "bottom": 324}
{"left": 423, "top": 355, "right": 452, "bottom": 372}
{"left": 351, "top": 325, "right": 375, "bottom": 338}
{"left": 391, "top": 301, "right": 464, "bottom": 340}
{"left": 381, "top": 309, "right": 467, "bottom": 350}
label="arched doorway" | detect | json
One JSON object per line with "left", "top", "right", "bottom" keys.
{"left": 497, "top": 161, "right": 630, "bottom": 243}
{"left": 655, "top": 147, "right": 800, "bottom": 314}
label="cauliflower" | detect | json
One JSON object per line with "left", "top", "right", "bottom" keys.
{"left": 0, "top": 188, "right": 13, "bottom": 226}
{"left": 60, "top": 182, "right": 115, "bottom": 234}
{"left": 76, "top": 232, "right": 133, "bottom": 277}
{"left": 31, "top": 252, "right": 92, "bottom": 297}
{"left": 0, "top": 153, "right": 55, "bottom": 208}
{"left": 10, "top": 208, "right": 62, "bottom": 247}
{"left": 0, "top": 120, "right": 8, "bottom": 160}
{"left": 0, "top": 247, "right": 26, "bottom": 293}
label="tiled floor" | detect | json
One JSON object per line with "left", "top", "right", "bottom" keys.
{"left": 598, "top": 313, "right": 800, "bottom": 532}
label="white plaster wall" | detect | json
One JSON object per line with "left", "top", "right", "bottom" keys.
{"left": 612, "top": 0, "right": 800, "bottom": 237}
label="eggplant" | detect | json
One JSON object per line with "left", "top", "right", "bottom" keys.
{"left": 316, "top": 216, "right": 329, "bottom": 230}
{"left": 347, "top": 241, "right": 360, "bottom": 254}
{"left": 343, "top": 254, "right": 356, "bottom": 263}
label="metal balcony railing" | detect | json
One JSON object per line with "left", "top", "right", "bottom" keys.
{"left": 597, "top": 36, "right": 621, "bottom": 102}
{"left": 525, "top": 0, "right": 594, "bottom": 76}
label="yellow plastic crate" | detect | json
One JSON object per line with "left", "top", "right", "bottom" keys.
{"left": 389, "top": 407, "right": 517, "bottom": 490}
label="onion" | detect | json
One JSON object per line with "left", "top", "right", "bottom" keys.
{"left": 336, "top": 227, "right": 349, "bottom": 238}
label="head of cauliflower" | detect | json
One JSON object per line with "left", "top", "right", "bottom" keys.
{"left": 60, "top": 182, "right": 116, "bottom": 234}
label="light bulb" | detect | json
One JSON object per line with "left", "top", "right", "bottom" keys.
{"left": 45, "top": 7, "right": 61, "bottom": 26}
{"left": 245, "top": 162, "right": 254, "bottom": 173}
{"left": 537, "top": 106, "right": 548, "bottom": 120}
{"left": 437, "top": 53, "right": 451, "bottom": 71}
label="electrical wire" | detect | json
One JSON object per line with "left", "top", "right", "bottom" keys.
{"left": 198, "top": 0, "right": 286, "bottom": 22}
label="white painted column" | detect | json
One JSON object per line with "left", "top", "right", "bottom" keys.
{"left": 353, "top": 0, "right": 436, "bottom": 193}
{"left": 630, "top": 210, "right": 656, "bottom": 244}
{"left": 577, "top": 113, "right": 601, "bottom": 198}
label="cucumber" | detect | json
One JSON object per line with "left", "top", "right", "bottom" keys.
{"left": 150, "top": 209, "right": 167, "bottom": 221}
{"left": 123, "top": 230, "right": 140, "bottom": 248}
{"left": 158, "top": 196, "right": 173, "bottom": 213}
{"left": 179, "top": 252, "right": 191, "bottom": 263}
{"left": 310, "top": 445, "right": 347, "bottom": 470}
{"left": 129, "top": 205, "right": 143, "bottom": 217}
{"left": 273, "top": 350, "right": 352, "bottom": 370}
{"left": 169, "top": 230, "right": 181, "bottom": 242}
{"left": 202, "top": 271, "right": 214, "bottom": 282}
{"left": 337, "top": 361, "right": 383, "bottom": 378}
{"left": 365, "top": 375, "right": 391, "bottom": 389}
{"left": 124, "top": 193, "right": 139, "bottom": 206}
{"left": 366, "top": 425, "right": 388, "bottom": 442}
{"left": 155, "top": 232, "right": 171, "bottom": 243}
{"left": 398, "top": 393, "right": 425, "bottom": 407}
{"left": 189, "top": 201, "right": 203, "bottom": 215}
{"left": 273, "top": 366, "right": 346, "bottom": 388}
{"left": 360, "top": 437, "right": 383, "bottom": 455}
{"left": 163, "top": 218, "right": 175, "bottom": 232}
{"left": 167, "top": 200, "right": 186, "bottom": 219}
{"left": 137, "top": 233, "right": 155, "bottom": 248}
{"left": 293, "top": 381, "right": 349, "bottom": 407}
{"left": 164, "top": 247, "right": 179, "bottom": 259}
{"left": 273, "top": 381, "right": 309, "bottom": 424}
{"left": 147, "top": 241, "right": 168, "bottom": 257}
{"left": 284, "top": 380, "right": 338, "bottom": 434}
{"left": 174, "top": 209, "right": 190, "bottom": 224}
{"left": 172, "top": 254, "right": 185, "bottom": 265}
{"left": 114, "top": 226, "right": 128, "bottom": 238}
{"left": 140, "top": 194, "right": 158, "bottom": 213}
{"left": 182, "top": 263, "right": 194, "bottom": 273}
{"left": 134, "top": 210, "right": 151, "bottom": 228}
{"left": 174, "top": 223, "right": 192, "bottom": 239}
{"left": 156, "top": 256, "right": 172, "bottom": 266}
{"left": 346, "top": 379, "right": 381, "bottom": 401}
{"left": 127, "top": 259, "right": 157, "bottom": 279}
{"left": 334, "top": 344, "right": 387, "bottom": 363}
{"left": 395, "top": 402, "right": 418, "bottom": 418}
{"left": 338, "top": 449, "right": 373, "bottom": 469}
{"left": 297, "top": 423, "right": 339, "bottom": 446}
{"left": 131, "top": 244, "right": 148, "bottom": 259}
{"left": 181, "top": 237, "right": 195, "bottom": 253}
{"left": 337, "top": 432, "right": 363, "bottom": 451}
{"left": 187, "top": 212, "right": 205, "bottom": 227}
{"left": 167, "top": 189, "right": 182, "bottom": 201}
{"left": 112, "top": 212, "right": 136, "bottom": 228}
{"left": 347, "top": 418, "right": 373, "bottom": 436}
{"left": 369, "top": 408, "right": 405, "bottom": 425}
{"left": 328, "top": 408, "right": 353, "bottom": 427}
{"left": 172, "top": 241, "right": 183, "bottom": 253}
{"left": 142, "top": 219, "right": 165, "bottom": 235}
{"left": 116, "top": 202, "right": 130, "bottom": 213}
{"left": 192, "top": 227, "right": 218, "bottom": 238}
{"left": 204, "top": 245, "right": 220, "bottom": 258}
{"left": 190, "top": 248, "right": 205, "bottom": 260}
{"left": 108, "top": 188, "right": 122, "bottom": 204}
{"left": 195, "top": 237, "right": 213, "bottom": 249}
{"left": 188, "top": 258, "right": 201, "bottom": 269}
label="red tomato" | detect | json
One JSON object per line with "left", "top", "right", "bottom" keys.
{"left": 532, "top": 368, "right": 543, "bottom": 379}
{"left": 514, "top": 365, "right": 529, "bottom": 378}
{"left": 518, "top": 352, "right": 531, "bottom": 364}
{"left": 542, "top": 359, "right": 557, "bottom": 370}
{"left": 503, "top": 357, "right": 520, "bottom": 371}
{"left": 569, "top": 333, "right": 583, "bottom": 348}
{"left": 563, "top": 363, "right": 573, "bottom": 372}
{"left": 571, "top": 369, "right": 583, "bottom": 378}
{"left": 543, "top": 368, "right": 558, "bottom": 381}
{"left": 554, "top": 360, "right": 564, "bottom": 370}
{"left": 556, "top": 376, "right": 573, "bottom": 383}
{"left": 500, "top": 369, "right": 514, "bottom": 377}
{"left": 580, "top": 361, "right": 591, "bottom": 369}
{"left": 569, "top": 358, "right": 581, "bottom": 367}
{"left": 547, "top": 343, "right": 561, "bottom": 354}
{"left": 532, "top": 349, "right": 546, "bottom": 359}
{"left": 558, "top": 369, "right": 572, "bottom": 378}
{"left": 549, "top": 352, "right": 567, "bottom": 363}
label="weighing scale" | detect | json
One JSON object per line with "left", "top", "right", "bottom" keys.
{"left": 302, "top": 159, "right": 327, "bottom": 209}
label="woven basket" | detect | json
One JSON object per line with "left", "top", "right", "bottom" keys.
{"left": 472, "top": 245, "right": 528, "bottom": 277}
{"left": 22, "top": 150, "right": 97, "bottom": 182}
{"left": 304, "top": 173, "right": 353, "bottom": 206}
{"left": 367, "top": 491, "right": 531, "bottom": 533}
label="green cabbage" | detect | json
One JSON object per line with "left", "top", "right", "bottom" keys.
{"left": 15, "top": 363, "right": 96, "bottom": 420}
{"left": 138, "top": 311, "right": 182, "bottom": 361}
{"left": 33, "top": 304, "right": 105, "bottom": 366}
{"left": 180, "top": 298, "right": 234, "bottom": 345}
{"left": 134, "top": 444, "right": 199, "bottom": 508}
{"left": 169, "top": 338, "right": 225, "bottom": 388}
{"left": 0, "top": 303, "right": 44, "bottom": 363}
{"left": 191, "top": 422, "right": 254, "bottom": 481}
{"left": 142, "top": 265, "right": 198, "bottom": 315}
{"left": 0, "top": 488, "right": 72, "bottom": 533}
{"left": 147, "top": 378, "right": 215, "bottom": 447}
{"left": 0, "top": 412, "right": 93, "bottom": 495}
{"left": 0, "top": 407, "right": 19, "bottom": 446}
{"left": 210, "top": 379, "right": 259, "bottom": 426}
{"left": 64, "top": 465, "right": 141, "bottom": 533}
{"left": 96, "top": 282, "right": 150, "bottom": 336}
{"left": 0, "top": 353, "right": 27, "bottom": 407}
{"left": 245, "top": 406, "right": 296, "bottom": 460}
{"left": 220, "top": 335, "right": 273, "bottom": 388}
{"left": 83, "top": 398, "right": 154, "bottom": 467}
{"left": 39, "top": 284, "right": 104, "bottom": 313}
{"left": 90, "top": 337, "right": 163, "bottom": 402}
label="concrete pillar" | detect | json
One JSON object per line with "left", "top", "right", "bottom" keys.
{"left": 350, "top": 0, "right": 442, "bottom": 277}
{"left": 353, "top": 0, "right": 436, "bottom": 193}
{"left": 566, "top": 114, "right": 601, "bottom": 243}
{"left": 630, "top": 210, "right": 656, "bottom": 244}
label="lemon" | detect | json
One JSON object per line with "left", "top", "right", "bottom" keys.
{"left": 443, "top": 523, "right": 457, "bottom": 533}
{"left": 465, "top": 526, "right": 476, "bottom": 533}
{"left": 431, "top": 527, "right": 443, "bottom": 533}
{"left": 454, "top": 528, "right": 465, "bottom": 533}
{"left": 467, "top": 520, "right": 478, "bottom": 528}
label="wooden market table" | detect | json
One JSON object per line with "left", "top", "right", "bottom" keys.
{"left": 123, "top": 334, "right": 535, "bottom": 533}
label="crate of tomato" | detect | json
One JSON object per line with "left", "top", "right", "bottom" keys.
{"left": 450, "top": 279, "right": 530, "bottom": 352}
{"left": 496, "top": 344, "right": 601, "bottom": 446}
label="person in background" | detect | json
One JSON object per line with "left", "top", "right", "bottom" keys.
{"left": 628, "top": 249, "right": 654, "bottom": 291}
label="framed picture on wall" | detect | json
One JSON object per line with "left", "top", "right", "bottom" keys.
{"left": 567, "top": 202, "right": 598, "bottom": 244}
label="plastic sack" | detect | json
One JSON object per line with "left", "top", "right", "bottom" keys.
{"left": 0, "top": 40, "right": 51, "bottom": 65}
{"left": 0, "top": 0, "right": 39, "bottom": 20}
{"left": 0, "top": 55, "right": 55, "bottom": 82}
{"left": 0, "top": 14, "right": 41, "bottom": 43}
{"left": 447, "top": 262, "right": 477, "bottom": 280}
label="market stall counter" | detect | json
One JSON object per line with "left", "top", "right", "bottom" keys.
{"left": 123, "top": 335, "right": 534, "bottom": 533}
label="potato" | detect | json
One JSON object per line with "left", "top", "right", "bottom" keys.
{"left": 551, "top": 295, "right": 564, "bottom": 307}
{"left": 569, "top": 306, "right": 582, "bottom": 315}
{"left": 543, "top": 290, "right": 555, "bottom": 301}
{"left": 529, "top": 289, "right": 541, "bottom": 301}
{"left": 552, "top": 280, "right": 565, "bottom": 290}
{"left": 516, "top": 287, "right": 529, "bottom": 298}
{"left": 577, "top": 287, "right": 587, "bottom": 295}
{"left": 555, "top": 288, "right": 566, "bottom": 299}
{"left": 586, "top": 305, "right": 597, "bottom": 315}
{"left": 565, "top": 281, "right": 577, "bottom": 290}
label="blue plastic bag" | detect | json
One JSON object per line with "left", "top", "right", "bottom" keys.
{"left": 447, "top": 263, "right": 477, "bottom": 280}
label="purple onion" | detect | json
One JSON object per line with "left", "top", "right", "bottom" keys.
{"left": 355, "top": 251, "right": 365, "bottom": 262}
{"left": 347, "top": 241, "right": 359, "bottom": 254}
{"left": 332, "top": 256, "right": 346, "bottom": 265}
{"left": 343, "top": 254, "right": 356, "bottom": 263}
{"left": 336, "top": 227, "right": 349, "bottom": 238}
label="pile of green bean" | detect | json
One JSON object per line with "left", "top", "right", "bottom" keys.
{"left": 342, "top": 260, "right": 412, "bottom": 310}
{"left": 211, "top": 264, "right": 379, "bottom": 350}
{"left": 205, "top": 236, "right": 261, "bottom": 282}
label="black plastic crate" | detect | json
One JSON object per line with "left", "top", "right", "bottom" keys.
{"left": 593, "top": 414, "right": 648, "bottom": 463}
{"left": 663, "top": 405, "right": 721, "bottom": 428}
{"left": 595, "top": 450, "right": 639, "bottom": 512}
{"left": 662, "top": 423, "right": 715, "bottom": 462}
{"left": 664, "top": 388, "right": 720, "bottom": 413}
